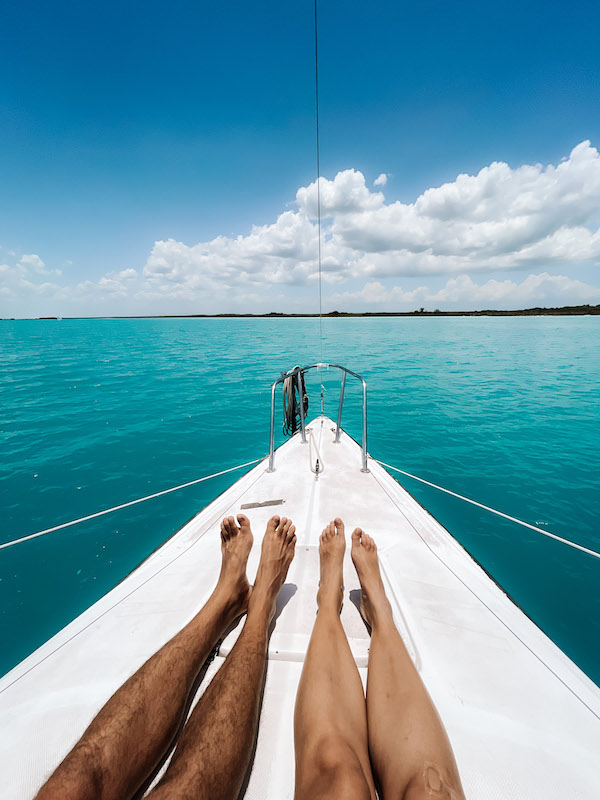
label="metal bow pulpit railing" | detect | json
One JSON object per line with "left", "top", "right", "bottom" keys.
{"left": 268, "top": 364, "right": 368, "bottom": 473}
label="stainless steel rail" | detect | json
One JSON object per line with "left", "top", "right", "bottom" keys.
{"left": 268, "top": 364, "right": 368, "bottom": 473}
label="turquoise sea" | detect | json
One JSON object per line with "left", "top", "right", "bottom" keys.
{"left": 1, "top": 317, "right": 599, "bottom": 684}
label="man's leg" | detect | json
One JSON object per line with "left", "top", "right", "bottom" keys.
{"left": 36, "top": 514, "right": 254, "bottom": 800}
{"left": 294, "top": 519, "right": 376, "bottom": 800}
{"left": 351, "top": 528, "right": 466, "bottom": 800}
{"left": 147, "top": 515, "right": 296, "bottom": 800}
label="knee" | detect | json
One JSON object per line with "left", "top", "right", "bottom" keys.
{"left": 306, "top": 736, "right": 371, "bottom": 798}
{"left": 313, "top": 735, "right": 354, "bottom": 774}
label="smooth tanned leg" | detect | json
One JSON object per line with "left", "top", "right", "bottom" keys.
{"left": 148, "top": 515, "right": 296, "bottom": 800}
{"left": 35, "top": 514, "right": 254, "bottom": 800}
{"left": 294, "top": 519, "right": 376, "bottom": 800}
{"left": 351, "top": 528, "right": 466, "bottom": 800}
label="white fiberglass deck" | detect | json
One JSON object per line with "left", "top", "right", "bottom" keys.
{"left": 1, "top": 417, "right": 599, "bottom": 799}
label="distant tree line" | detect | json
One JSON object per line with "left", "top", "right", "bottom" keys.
{"left": 15, "top": 303, "right": 600, "bottom": 321}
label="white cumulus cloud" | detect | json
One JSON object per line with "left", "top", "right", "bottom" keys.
{"left": 142, "top": 140, "right": 600, "bottom": 298}
{"left": 3, "top": 142, "right": 600, "bottom": 316}
{"left": 330, "top": 273, "right": 600, "bottom": 310}
{"left": 18, "top": 254, "right": 46, "bottom": 273}
{"left": 296, "top": 169, "right": 385, "bottom": 218}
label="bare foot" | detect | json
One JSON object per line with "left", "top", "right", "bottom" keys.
{"left": 317, "top": 518, "right": 345, "bottom": 612}
{"left": 216, "top": 514, "right": 253, "bottom": 616}
{"left": 351, "top": 527, "right": 393, "bottom": 629}
{"left": 249, "top": 516, "right": 296, "bottom": 623}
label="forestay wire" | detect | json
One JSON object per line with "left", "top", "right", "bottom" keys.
{"left": 314, "top": 0, "right": 323, "bottom": 362}
{"left": 314, "top": 0, "right": 327, "bottom": 411}
{"left": 376, "top": 459, "right": 600, "bottom": 560}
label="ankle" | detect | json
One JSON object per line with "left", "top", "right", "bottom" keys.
{"left": 209, "top": 584, "right": 249, "bottom": 622}
{"left": 316, "top": 585, "right": 343, "bottom": 611}
{"left": 369, "top": 601, "right": 395, "bottom": 631}
{"left": 247, "top": 590, "right": 275, "bottom": 626}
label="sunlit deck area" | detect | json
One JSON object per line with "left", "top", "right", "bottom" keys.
{"left": 1, "top": 416, "right": 599, "bottom": 799}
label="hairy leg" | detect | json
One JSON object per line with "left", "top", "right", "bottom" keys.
{"left": 35, "top": 514, "right": 254, "bottom": 800}
{"left": 294, "top": 519, "right": 376, "bottom": 800}
{"left": 351, "top": 528, "right": 466, "bottom": 800}
{"left": 148, "top": 515, "right": 296, "bottom": 800}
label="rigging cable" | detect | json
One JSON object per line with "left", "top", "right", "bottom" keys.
{"left": 308, "top": 427, "right": 325, "bottom": 474}
{"left": 375, "top": 459, "right": 600, "bottom": 560}
{"left": 2, "top": 454, "right": 598, "bottom": 560}
{"left": 314, "top": 0, "right": 323, "bottom": 363}
{"left": 0, "top": 457, "right": 265, "bottom": 552}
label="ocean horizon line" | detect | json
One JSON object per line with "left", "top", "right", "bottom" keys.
{"left": 3, "top": 303, "right": 600, "bottom": 321}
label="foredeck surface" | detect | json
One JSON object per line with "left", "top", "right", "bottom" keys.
{"left": 1, "top": 417, "right": 599, "bottom": 798}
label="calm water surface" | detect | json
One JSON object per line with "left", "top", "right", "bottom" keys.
{"left": 1, "top": 317, "right": 599, "bottom": 683}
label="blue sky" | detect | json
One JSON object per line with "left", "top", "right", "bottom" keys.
{"left": 2, "top": 0, "right": 600, "bottom": 316}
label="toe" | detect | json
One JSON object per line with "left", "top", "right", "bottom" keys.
{"left": 267, "top": 515, "right": 280, "bottom": 533}
{"left": 276, "top": 517, "right": 288, "bottom": 536}
{"left": 334, "top": 517, "right": 345, "bottom": 536}
{"left": 237, "top": 513, "right": 250, "bottom": 531}
{"left": 286, "top": 523, "right": 296, "bottom": 542}
{"left": 220, "top": 520, "right": 227, "bottom": 541}
{"left": 287, "top": 534, "right": 297, "bottom": 559}
{"left": 351, "top": 527, "right": 362, "bottom": 545}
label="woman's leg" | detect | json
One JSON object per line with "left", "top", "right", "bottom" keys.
{"left": 294, "top": 519, "right": 376, "bottom": 800}
{"left": 351, "top": 528, "right": 466, "bottom": 800}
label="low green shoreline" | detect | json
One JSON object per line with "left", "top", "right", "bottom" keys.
{"left": 16, "top": 303, "right": 600, "bottom": 320}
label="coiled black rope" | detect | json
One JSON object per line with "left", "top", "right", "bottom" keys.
{"left": 282, "top": 368, "right": 309, "bottom": 436}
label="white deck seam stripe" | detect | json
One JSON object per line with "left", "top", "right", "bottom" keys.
{"left": 369, "top": 466, "right": 600, "bottom": 723}
{"left": 0, "top": 464, "right": 268, "bottom": 696}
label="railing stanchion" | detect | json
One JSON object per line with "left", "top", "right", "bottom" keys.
{"left": 361, "top": 379, "right": 369, "bottom": 472}
{"left": 335, "top": 371, "right": 346, "bottom": 442}
{"left": 268, "top": 382, "right": 277, "bottom": 471}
